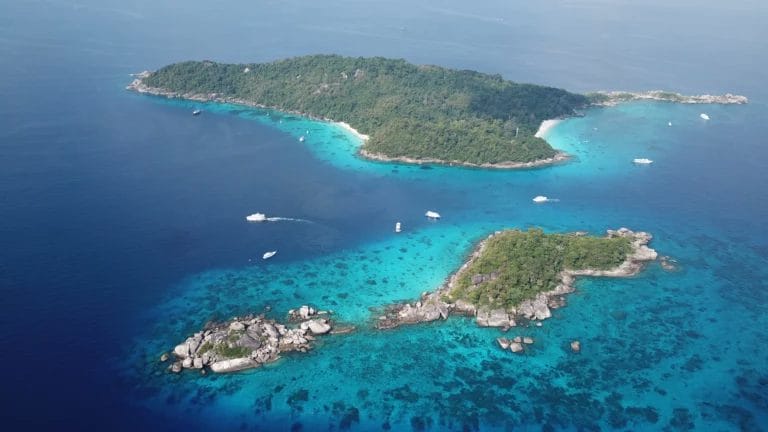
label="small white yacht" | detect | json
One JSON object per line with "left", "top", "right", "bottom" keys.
{"left": 395, "top": 222, "right": 402, "bottom": 233}
{"left": 299, "top": 136, "right": 305, "bottom": 142}
{"left": 246, "top": 213, "right": 267, "bottom": 222}
{"left": 668, "top": 121, "right": 672, "bottom": 126}
{"left": 262, "top": 250, "right": 277, "bottom": 260}
{"left": 633, "top": 158, "right": 653, "bottom": 164}
{"left": 700, "top": 113, "right": 710, "bottom": 120}
{"left": 425, "top": 211, "right": 441, "bottom": 219}
{"left": 192, "top": 109, "right": 202, "bottom": 116}
{"left": 532, "top": 196, "right": 549, "bottom": 203}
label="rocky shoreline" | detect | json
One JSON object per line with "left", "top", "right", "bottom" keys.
{"left": 358, "top": 149, "right": 570, "bottom": 170}
{"left": 589, "top": 90, "right": 748, "bottom": 106}
{"left": 127, "top": 72, "right": 569, "bottom": 170}
{"left": 163, "top": 305, "right": 350, "bottom": 374}
{"left": 375, "top": 228, "right": 657, "bottom": 331}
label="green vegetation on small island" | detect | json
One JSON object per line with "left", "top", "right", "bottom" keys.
{"left": 449, "top": 228, "right": 631, "bottom": 308}
{"left": 142, "top": 55, "right": 588, "bottom": 165}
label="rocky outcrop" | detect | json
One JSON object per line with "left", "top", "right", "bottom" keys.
{"left": 476, "top": 308, "right": 515, "bottom": 328}
{"left": 375, "top": 228, "right": 657, "bottom": 331}
{"left": 167, "top": 307, "right": 343, "bottom": 374}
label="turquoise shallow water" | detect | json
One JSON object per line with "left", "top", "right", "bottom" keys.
{"left": 120, "top": 99, "right": 768, "bottom": 431}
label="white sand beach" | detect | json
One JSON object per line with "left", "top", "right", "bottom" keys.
{"left": 534, "top": 119, "right": 562, "bottom": 138}
{"left": 337, "top": 122, "right": 370, "bottom": 141}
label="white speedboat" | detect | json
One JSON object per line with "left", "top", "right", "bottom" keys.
{"left": 246, "top": 213, "right": 267, "bottom": 222}
{"left": 192, "top": 109, "right": 202, "bottom": 116}
{"left": 425, "top": 211, "right": 441, "bottom": 219}
{"left": 633, "top": 158, "right": 653, "bottom": 164}
{"left": 668, "top": 122, "right": 672, "bottom": 126}
{"left": 532, "top": 195, "right": 549, "bottom": 203}
{"left": 700, "top": 113, "right": 710, "bottom": 120}
{"left": 263, "top": 250, "right": 277, "bottom": 260}
{"left": 299, "top": 136, "right": 305, "bottom": 142}
{"left": 395, "top": 222, "right": 402, "bottom": 233}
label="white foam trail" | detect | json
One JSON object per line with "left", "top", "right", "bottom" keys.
{"left": 265, "top": 217, "right": 312, "bottom": 223}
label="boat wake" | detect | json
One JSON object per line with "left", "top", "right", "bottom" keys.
{"left": 265, "top": 216, "right": 312, "bottom": 223}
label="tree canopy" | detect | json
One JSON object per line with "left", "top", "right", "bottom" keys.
{"left": 448, "top": 229, "right": 631, "bottom": 309}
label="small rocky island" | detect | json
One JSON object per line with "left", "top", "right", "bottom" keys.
{"left": 588, "top": 90, "right": 748, "bottom": 106}
{"left": 376, "top": 228, "right": 657, "bottom": 335}
{"left": 166, "top": 306, "right": 347, "bottom": 374}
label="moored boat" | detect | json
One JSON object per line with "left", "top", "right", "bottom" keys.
{"left": 263, "top": 251, "right": 277, "bottom": 260}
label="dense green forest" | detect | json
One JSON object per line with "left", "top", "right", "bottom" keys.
{"left": 448, "top": 229, "right": 631, "bottom": 308}
{"left": 142, "top": 55, "right": 588, "bottom": 164}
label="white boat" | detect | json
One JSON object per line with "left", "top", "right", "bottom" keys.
{"left": 668, "top": 122, "right": 672, "bottom": 126}
{"left": 262, "top": 250, "right": 277, "bottom": 260}
{"left": 633, "top": 158, "right": 653, "bottom": 164}
{"left": 246, "top": 213, "right": 267, "bottom": 222}
{"left": 532, "top": 196, "right": 549, "bottom": 203}
{"left": 299, "top": 136, "right": 305, "bottom": 142}
{"left": 700, "top": 113, "right": 710, "bottom": 120}
{"left": 192, "top": 109, "right": 202, "bottom": 116}
{"left": 395, "top": 222, "right": 402, "bottom": 233}
{"left": 425, "top": 211, "right": 441, "bottom": 219}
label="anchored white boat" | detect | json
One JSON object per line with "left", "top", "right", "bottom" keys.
{"left": 192, "top": 109, "right": 202, "bottom": 116}
{"left": 700, "top": 113, "right": 710, "bottom": 120}
{"left": 668, "top": 121, "right": 672, "bottom": 126}
{"left": 633, "top": 158, "right": 653, "bottom": 164}
{"left": 425, "top": 211, "right": 441, "bottom": 219}
{"left": 395, "top": 222, "right": 402, "bottom": 233}
{"left": 246, "top": 213, "right": 267, "bottom": 222}
{"left": 262, "top": 251, "right": 277, "bottom": 260}
{"left": 532, "top": 195, "right": 549, "bottom": 203}
{"left": 299, "top": 136, "right": 305, "bottom": 142}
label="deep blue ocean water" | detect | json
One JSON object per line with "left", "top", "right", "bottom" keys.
{"left": 1, "top": 0, "right": 767, "bottom": 430}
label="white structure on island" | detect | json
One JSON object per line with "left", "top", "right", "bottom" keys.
{"left": 246, "top": 213, "right": 267, "bottom": 222}
{"left": 262, "top": 250, "right": 277, "bottom": 260}
{"left": 633, "top": 158, "right": 653, "bottom": 164}
{"left": 425, "top": 211, "right": 441, "bottom": 219}
{"left": 532, "top": 196, "right": 549, "bottom": 203}
{"left": 395, "top": 222, "right": 402, "bottom": 233}
{"left": 700, "top": 113, "right": 710, "bottom": 120}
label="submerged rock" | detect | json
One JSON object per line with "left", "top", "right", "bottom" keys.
{"left": 570, "top": 340, "right": 581, "bottom": 353}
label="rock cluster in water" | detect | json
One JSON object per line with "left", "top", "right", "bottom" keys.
{"left": 590, "top": 90, "right": 748, "bottom": 106}
{"left": 165, "top": 306, "right": 339, "bottom": 374}
{"left": 376, "top": 228, "right": 657, "bottom": 331}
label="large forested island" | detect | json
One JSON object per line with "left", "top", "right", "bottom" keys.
{"left": 130, "top": 55, "right": 589, "bottom": 166}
